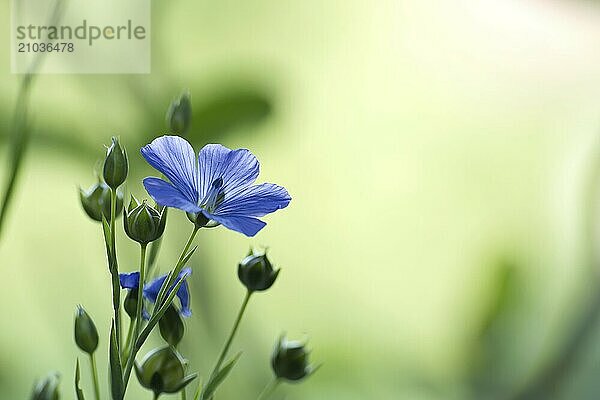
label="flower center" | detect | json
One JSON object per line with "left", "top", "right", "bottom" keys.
{"left": 200, "top": 178, "right": 225, "bottom": 213}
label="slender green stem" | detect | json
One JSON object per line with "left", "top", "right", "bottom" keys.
{"left": 123, "top": 317, "right": 136, "bottom": 361}
{"left": 211, "top": 291, "right": 252, "bottom": 377}
{"left": 181, "top": 388, "right": 187, "bottom": 400}
{"left": 257, "top": 378, "right": 280, "bottom": 400}
{"left": 147, "top": 236, "right": 163, "bottom": 278}
{"left": 109, "top": 188, "right": 122, "bottom": 348}
{"left": 135, "top": 244, "right": 148, "bottom": 341}
{"left": 90, "top": 353, "right": 101, "bottom": 400}
{"left": 153, "top": 393, "right": 159, "bottom": 400}
{"left": 147, "top": 207, "right": 166, "bottom": 278}
{"left": 199, "top": 291, "right": 252, "bottom": 400}
{"left": 154, "top": 226, "right": 199, "bottom": 312}
{"left": 121, "top": 228, "right": 198, "bottom": 396}
{"left": 122, "top": 244, "right": 147, "bottom": 390}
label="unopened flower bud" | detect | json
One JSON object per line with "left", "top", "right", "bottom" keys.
{"left": 103, "top": 136, "right": 128, "bottom": 189}
{"left": 124, "top": 288, "right": 139, "bottom": 319}
{"left": 79, "top": 181, "right": 123, "bottom": 222}
{"left": 159, "top": 304, "right": 185, "bottom": 346}
{"left": 166, "top": 91, "right": 192, "bottom": 135}
{"left": 135, "top": 346, "right": 197, "bottom": 397}
{"left": 238, "top": 250, "right": 279, "bottom": 292}
{"left": 124, "top": 197, "right": 167, "bottom": 244}
{"left": 74, "top": 305, "right": 99, "bottom": 355}
{"left": 271, "top": 335, "right": 315, "bottom": 381}
{"left": 30, "top": 372, "right": 60, "bottom": 400}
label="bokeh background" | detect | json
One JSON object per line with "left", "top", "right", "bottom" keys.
{"left": 2, "top": 0, "right": 600, "bottom": 399}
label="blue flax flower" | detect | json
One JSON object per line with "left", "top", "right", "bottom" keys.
{"left": 119, "top": 267, "right": 192, "bottom": 317}
{"left": 141, "top": 135, "right": 291, "bottom": 237}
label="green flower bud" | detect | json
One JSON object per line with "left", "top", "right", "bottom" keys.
{"left": 271, "top": 335, "right": 315, "bottom": 382}
{"left": 30, "top": 372, "right": 60, "bottom": 400}
{"left": 124, "top": 288, "right": 139, "bottom": 319}
{"left": 159, "top": 304, "right": 185, "bottom": 347}
{"left": 103, "top": 136, "right": 128, "bottom": 189}
{"left": 79, "top": 181, "right": 123, "bottom": 222}
{"left": 135, "top": 346, "right": 197, "bottom": 397}
{"left": 166, "top": 91, "right": 192, "bottom": 135}
{"left": 238, "top": 250, "right": 279, "bottom": 292}
{"left": 74, "top": 305, "right": 99, "bottom": 355}
{"left": 124, "top": 197, "right": 167, "bottom": 244}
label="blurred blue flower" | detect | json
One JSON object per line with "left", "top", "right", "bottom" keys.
{"left": 119, "top": 267, "right": 192, "bottom": 317}
{"left": 141, "top": 135, "right": 291, "bottom": 236}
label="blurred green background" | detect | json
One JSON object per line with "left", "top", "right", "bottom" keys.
{"left": 2, "top": 0, "right": 600, "bottom": 399}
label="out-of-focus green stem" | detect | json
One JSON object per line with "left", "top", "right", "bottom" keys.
{"left": 0, "top": 0, "right": 66, "bottom": 243}
{"left": 509, "top": 137, "right": 600, "bottom": 400}
{"left": 257, "top": 378, "right": 280, "bottom": 400}
{"left": 0, "top": 76, "right": 32, "bottom": 242}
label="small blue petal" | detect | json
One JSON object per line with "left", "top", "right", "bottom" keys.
{"left": 205, "top": 213, "right": 266, "bottom": 237}
{"left": 215, "top": 183, "right": 291, "bottom": 217}
{"left": 141, "top": 136, "right": 199, "bottom": 204}
{"left": 143, "top": 275, "right": 164, "bottom": 303}
{"left": 198, "top": 144, "right": 231, "bottom": 200}
{"left": 119, "top": 272, "right": 140, "bottom": 289}
{"left": 177, "top": 268, "right": 192, "bottom": 318}
{"left": 144, "top": 177, "right": 202, "bottom": 213}
{"left": 180, "top": 307, "right": 192, "bottom": 318}
{"left": 198, "top": 145, "right": 259, "bottom": 199}
{"left": 220, "top": 148, "right": 260, "bottom": 193}
{"left": 143, "top": 267, "right": 193, "bottom": 317}
{"left": 179, "top": 267, "right": 192, "bottom": 279}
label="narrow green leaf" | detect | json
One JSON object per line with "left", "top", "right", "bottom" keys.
{"left": 201, "top": 352, "right": 242, "bottom": 400}
{"left": 154, "top": 246, "right": 196, "bottom": 310}
{"left": 154, "top": 244, "right": 196, "bottom": 310}
{"left": 101, "top": 216, "right": 116, "bottom": 274}
{"left": 193, "top": 377, "right": 204, "bottom": 400}
{"left": 75, "top": 359, "right": 85, "bottom": 400}
{"left": 102, "top": 216, "right": 111, "bottom": 252}
{"left": 172, "top": 373, "right": 198, "bottom": 393}
{"left": 109, "top": 321, "right": 124, "bottom": 400}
